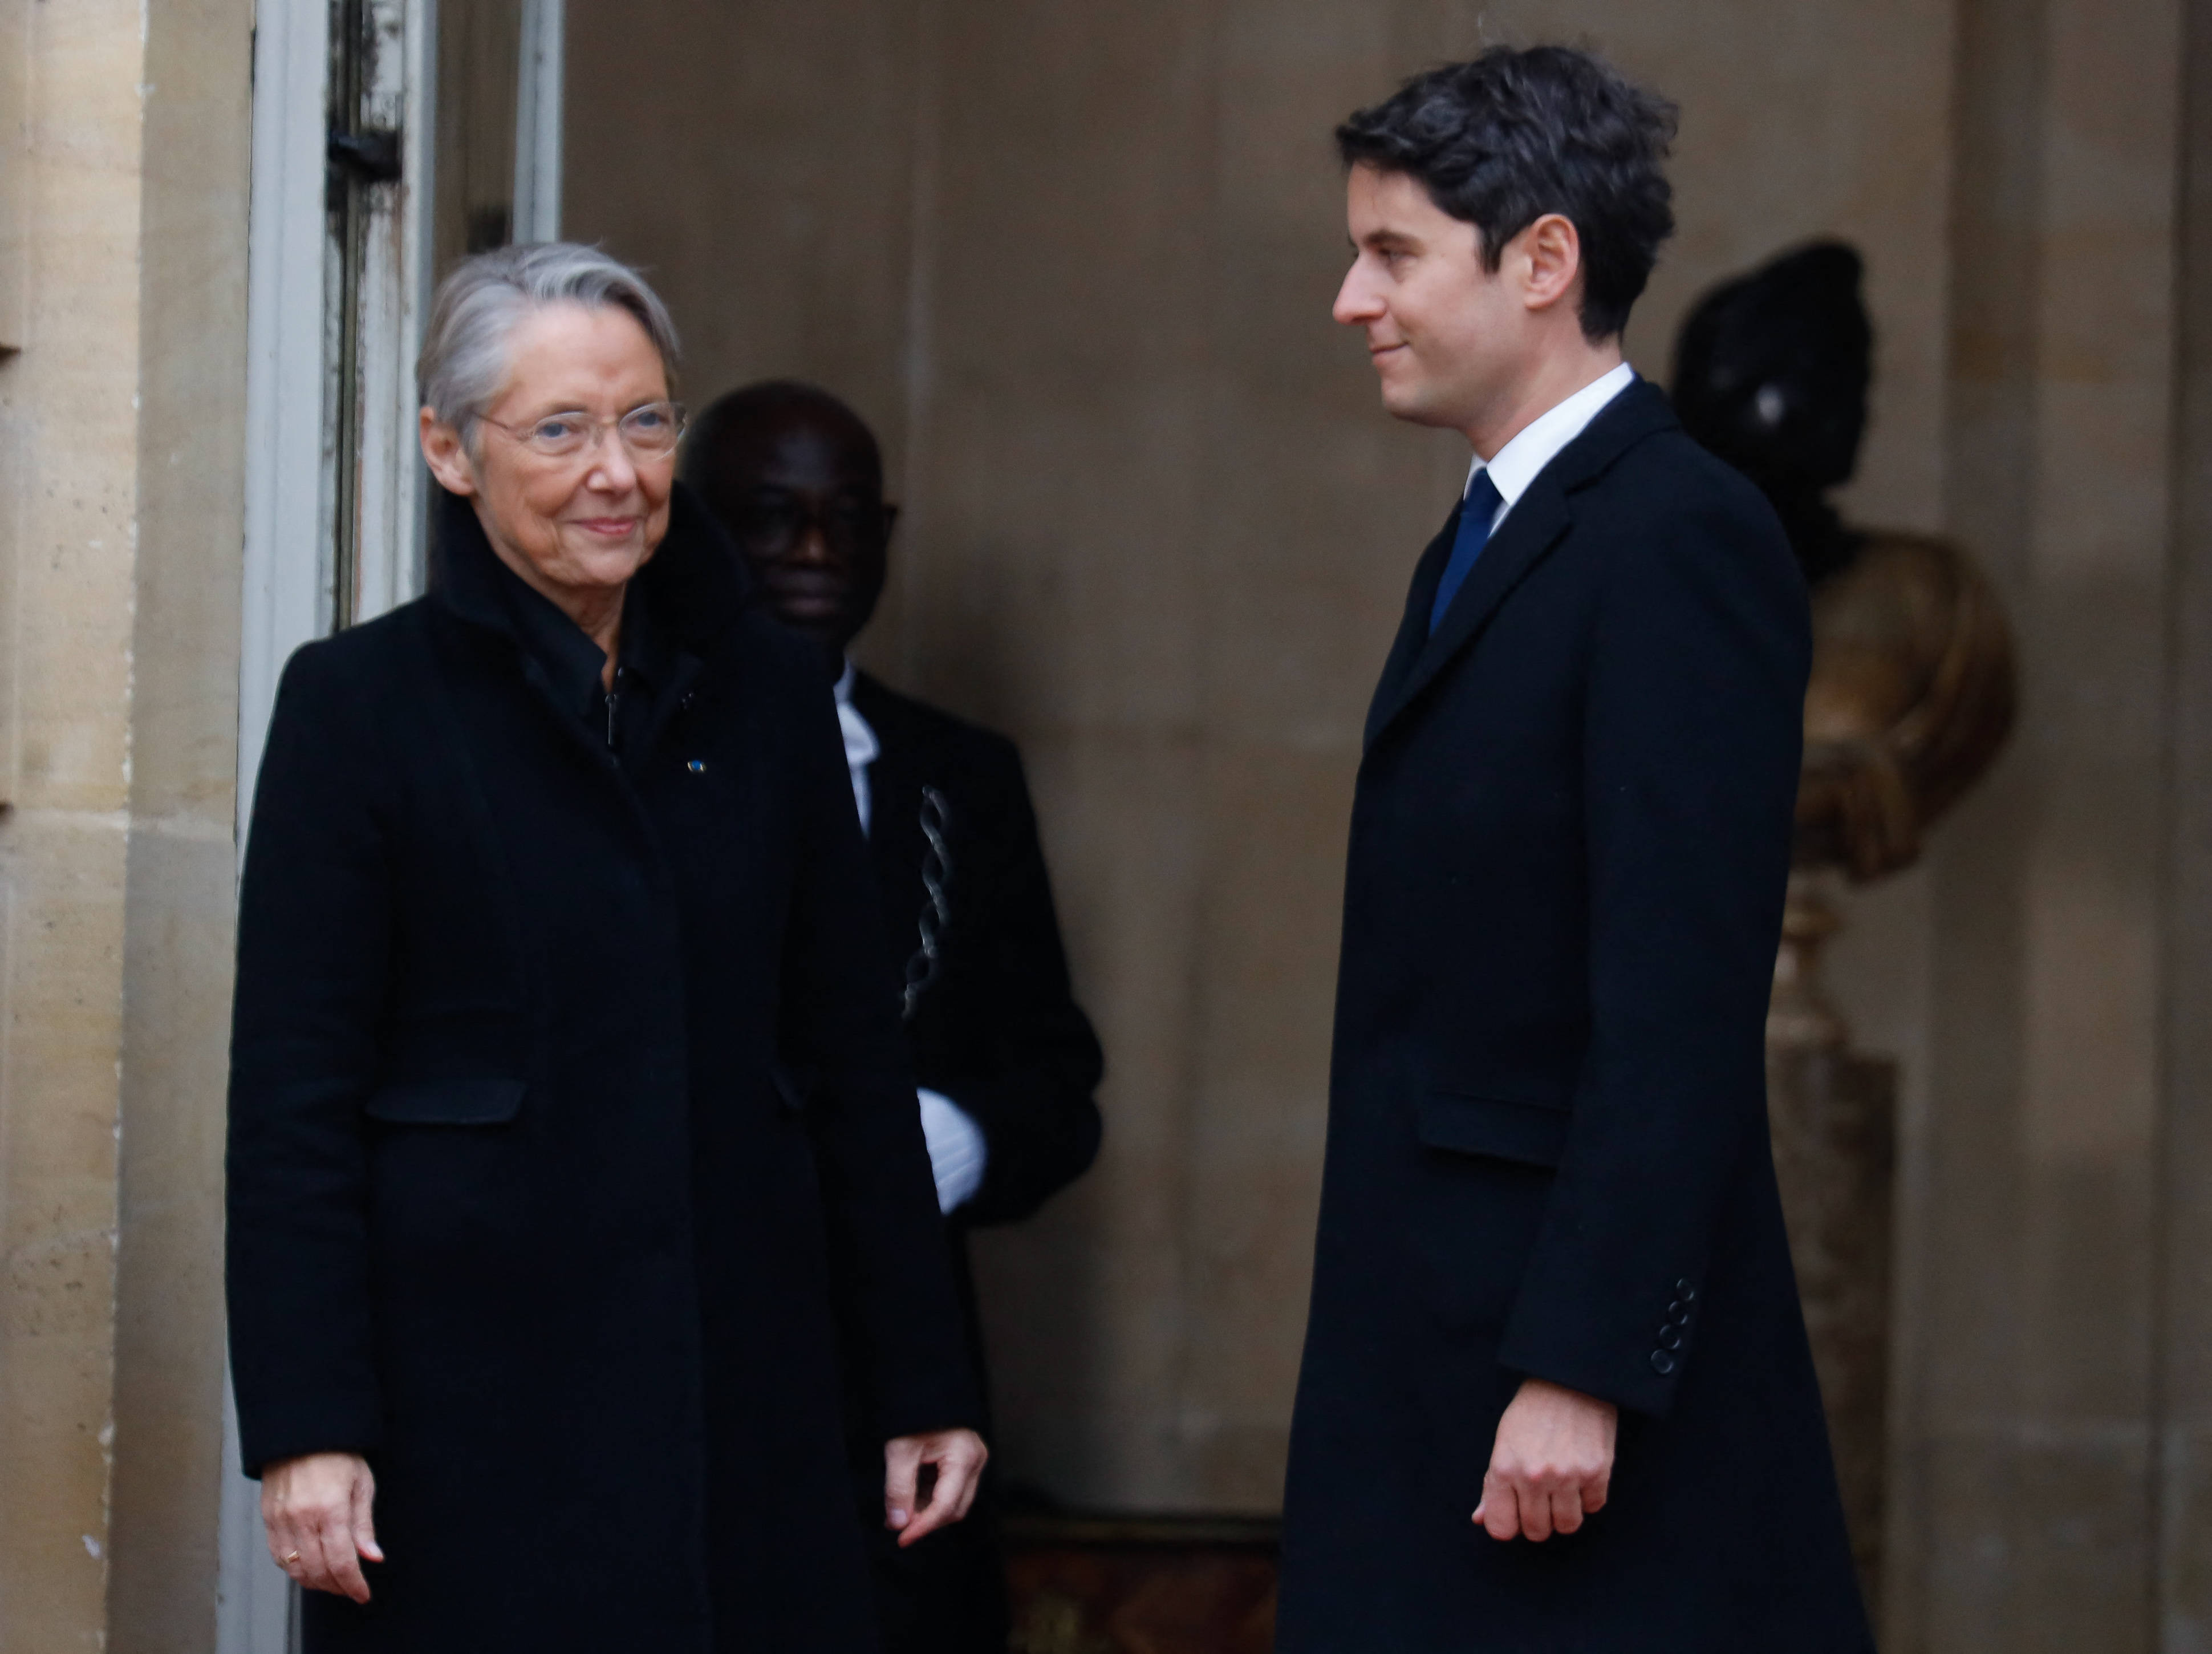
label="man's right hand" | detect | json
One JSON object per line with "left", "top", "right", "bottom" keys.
{"left": 262, "top": 1450, "right": 383, "bottom": 1603}
{"left": 1474, "top": 1378, "right": 1618, "bottom": 1542}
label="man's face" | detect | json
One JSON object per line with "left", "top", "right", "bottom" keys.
{"left": 1334, "top": 164, "right": 1532, "bottom": 435}
{"left": 711, "top": 415, "right": 893, "bottom": 657}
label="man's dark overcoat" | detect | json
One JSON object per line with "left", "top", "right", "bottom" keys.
{"left": 841, "top": 674, "right": 1105, "bottom": 1653}
{"left": 226, "top": 486, "right": 979, "bottom": 1653}
{"left": 1277, "top": 382, "right": 1873, "bottom": 1651}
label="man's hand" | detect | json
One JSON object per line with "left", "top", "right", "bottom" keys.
{"left": 262, "top": 1451, "right": 383, "bottom": 1602}
{"left": 1474, "top": 1379, "right": 1617, "bottom": 1542}
{"left": 885, "top": 1428, "right": 989, "bottom": 1548}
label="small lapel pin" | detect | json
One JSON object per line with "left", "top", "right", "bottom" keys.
{"left": 687, "top": 759, "right": 706, "bottom": 774}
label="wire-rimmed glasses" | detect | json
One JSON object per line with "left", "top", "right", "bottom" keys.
{"left": 478, "top": 400, "right": 687, "bottom": 462}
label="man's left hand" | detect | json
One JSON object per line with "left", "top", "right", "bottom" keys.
{"left": 885, "top": 1428, "right": 989, "bottom": 1548}
{"left": 1474, "top": 1378, "right": 1617, "bottom": 1542}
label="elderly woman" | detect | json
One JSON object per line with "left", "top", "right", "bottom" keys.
{"left": 225, "top": 242, "right": 985, "bottom": 1652}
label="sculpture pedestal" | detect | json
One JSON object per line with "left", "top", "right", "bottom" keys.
{"left": 1767, "top": 1041, "right": 1894, "bottom": 1607}
{"left": 1002, "top": 1513, "right": 1279, "bottom": 1654}
{"left": 1767, "top": 877, "right": 1895, "bottom": 1611}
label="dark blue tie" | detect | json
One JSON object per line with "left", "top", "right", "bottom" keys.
{"left": 1430, "top": 469, "right": 1505, "bottom": 636}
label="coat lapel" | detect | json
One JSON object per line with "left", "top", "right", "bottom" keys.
{"left": 1361, "top": 380, "right": 1679, "bottom": 752}
{"left": 851, "top": 675, "right": 928, "bottom": 915}
{"left": 1363, "top": 482, "right": 1570, "bottom": 750}
{"left": 430, "top": 481, "right": 745, "bottom": 772}
{"left": 1362, "top": 510, "right": 1460, "bottom": 749}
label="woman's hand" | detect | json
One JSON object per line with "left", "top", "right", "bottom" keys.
{"left": 262, "top": 1451, "right": 384, "bottom": 1602}
{"left": 884, "top": 1428, "right": 988, "bottom": 1548}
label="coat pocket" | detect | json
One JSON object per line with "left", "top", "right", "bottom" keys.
{"left": 1417, "top": 1089, "right": 1570, "bottom": 1169}
{"left": 363, "top": 1077, "right": 526, "bottom": 1126}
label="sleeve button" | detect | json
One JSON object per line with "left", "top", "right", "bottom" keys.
{"left": 1669, "top": 1302, "right": 1691, "bottom": 1324}
{"left": 1650, "top": 1351, "right": 1677, "bottom": 1376}
{"left": 1658, "top": 1326, "right": 1682, "bottom": 1351}
{"left": 1675, "top": 1279, "right": 1696, "bottom": 1301}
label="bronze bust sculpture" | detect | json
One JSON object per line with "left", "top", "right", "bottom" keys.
{"left": 1674, "top": 242, "right": 2015, "bottom": 886}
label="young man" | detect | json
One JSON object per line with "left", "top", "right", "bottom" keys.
{"left": 682, "top": 382, "right": 1105, "bottom": 1654}
{"left": 1276, "top": 48, "right": 1873, "bottom": 1649}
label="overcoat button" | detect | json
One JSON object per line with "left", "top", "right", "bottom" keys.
{"left": 1650, "top": 1351, "right": 1677, "bottom": 1376}
{"left": 1658, "top": 1327, "right": 1682, "bottom": 1351}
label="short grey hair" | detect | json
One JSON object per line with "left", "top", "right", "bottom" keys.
{"left": 416, "top": 241, "right": 681, "bottom": 448}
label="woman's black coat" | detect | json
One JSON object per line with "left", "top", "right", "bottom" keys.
{"left": 225, "top": 486, "right": 979, "bottom": 1653}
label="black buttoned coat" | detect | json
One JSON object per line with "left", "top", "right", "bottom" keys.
{"left": 1277, "top": 383, "right": 1873, "bottom": 1651}
{"left": 225, "top": 487, "right": 977, "bottom": 1653}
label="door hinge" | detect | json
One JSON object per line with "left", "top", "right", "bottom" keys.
{"left": 327, "top": 128, "right": 403, "bottom": 185}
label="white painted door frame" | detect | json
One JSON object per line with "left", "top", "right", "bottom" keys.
{"left": 235, "top": 0, "right": 439, "bottom": 817}
{"left": 224, "top": 1, "right": 439, "bottom": 1641}
{"left": 221, "top": 0, "right": 565, "bottom": 1647}
{"left": 513, "top": 0, "right": 566, "bottom": 244}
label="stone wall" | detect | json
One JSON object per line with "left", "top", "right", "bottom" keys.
{"left": 105, "top": 4, "right": 255, "bottom": 1645}
{"left": 1884, "top": 0, "right": 2194, "bottom": 1646}
{"left": 0, "top": 3, "right": 253, "bottom": 1648}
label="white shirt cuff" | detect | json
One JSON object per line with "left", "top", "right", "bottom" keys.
{"left": 916, "top": 1088, "right": 988, "bottom": 1214}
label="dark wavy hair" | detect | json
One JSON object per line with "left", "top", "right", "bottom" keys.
{"left": 1336, "top": 47, "right": 1679, "bottom": 340}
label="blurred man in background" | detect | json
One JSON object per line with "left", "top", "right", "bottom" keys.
{"left": 684, "top": 381, "right": 1104, "bottom": 1654}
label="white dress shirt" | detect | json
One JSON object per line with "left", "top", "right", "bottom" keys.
{"left": 832, "top": 660, "right": 880, "bottom": 834}
{"left": 833, "top": 660, "right": 989, "bottom": 1214}
{"left": 1464, "top": 359, "right": 1638, "bottom": 530}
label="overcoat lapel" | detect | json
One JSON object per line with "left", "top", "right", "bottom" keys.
{"left": 1361, "top": 511, "right": 1459, "bottom": 749}
{"left": 851, "top": 676, "right": 936, "bottom": 978}
{"left": 1362, "top": 481, "right": 1570, "bottom": 751}
{"left": 1361, "top": 380, "right": 1680, "bottom": 753}
{"left": 859, "top": 684, "right": 926, "bottom": 896}
{"left": 429, "top": 483, "right": 742, "bottom": 774}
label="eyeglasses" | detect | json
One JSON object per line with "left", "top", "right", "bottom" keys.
{"left": 478, "top": 401, "right": 687, "bottom": 461}
{"left": 731, "top": 492, "right": 899, "bottom": 554}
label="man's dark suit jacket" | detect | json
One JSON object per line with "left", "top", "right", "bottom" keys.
{"left": 1277, "top": 382, "right": 1873, "bottom": 1651}
{"left": 841, "top": 672, "right": 1105, "bottom": 1654}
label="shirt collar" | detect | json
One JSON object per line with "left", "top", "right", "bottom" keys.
{"left": 834, "top": 657, "right": 858, "bottom": 707}
{"left": 1467, "top": 360, "right": 1639, "bottom": 509}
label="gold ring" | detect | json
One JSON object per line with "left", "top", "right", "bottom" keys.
{"left": 283, "top": 1550, "right": 302, "bottom": 1564}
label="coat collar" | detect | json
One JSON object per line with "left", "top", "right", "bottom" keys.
{"left": 1362, "top": 379, "right": 1679, "bottom": 751}
{"left": 429, "top": 481, "right": 747, "bottom": 768}
{"left": 429, "top": 479, "right": 752, "bottom": 655}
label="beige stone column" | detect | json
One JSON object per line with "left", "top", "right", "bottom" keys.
{"left": 2159, "top": 0, "right": 2212, "bottom": 1636}
{"left": 0, "top": 5, "right": 155, "bottom": 1638}
{"left": 1886, "top": 0, "right": 2190, "bottom": 1646}
{"left": 104, "top": 4, "right": 254, "bottom": 1647}
{"left": 0, "top": 4, "right": 251, "bottom": 1648}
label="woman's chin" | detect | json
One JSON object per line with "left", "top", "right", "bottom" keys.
{"left": 553, "top": 540, "right": 651, "bottom": 589}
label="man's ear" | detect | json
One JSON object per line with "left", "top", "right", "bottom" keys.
{"left": 419, "top": 407, "right": 480, "bottom": 497}
{"left": 1517, "top": 213, "right": 1585, "bottom": 317}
